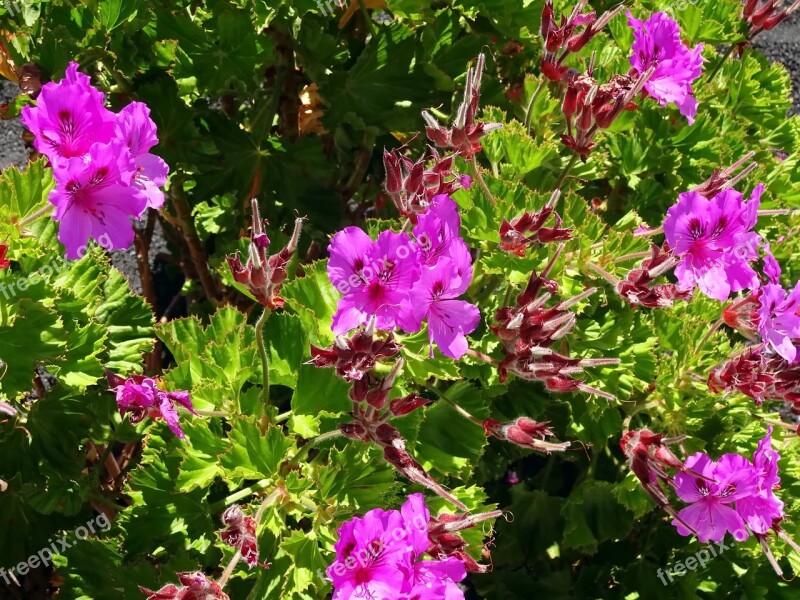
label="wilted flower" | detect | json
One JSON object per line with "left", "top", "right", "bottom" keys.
{"left": 627, "top": 11, "right": 704, "bottom": 124}
{"left": 220, "top": 505, "right": 264, "bottom": 569}
{"left": 109, "top": 372, "right": 197, "bottom": 440}
{"left": 139, "top": 572, "right": 229, "bottom": 600}
{"left": 499, "top": 190, "right": 571, "bottom": 256}
{"left": 483, "top": 417, "right": 570, "bottom": 453}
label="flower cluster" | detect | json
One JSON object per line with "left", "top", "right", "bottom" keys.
{"left": 328, "top": 194, "right": 480, "bottom": 360}
{"left": 492, "top": 246, "right": 619, "bottom": 398}
{"left": 498, "top": 190, "right": 571, "bottom": 256}
{"left": 327, "top": 493, "right": 498, "bottom": 599}
{"left": 108, "top": 372, "right": 196, "bottom": 440}
{"left": 615, "top": 243, "right": 692, "bottom": 308}
{"left": 539, "top": 0, "right": 624, "bottom": 81}
{"left": 743, "top": 0, "right": 800, "bottom": 37}
{"left": 546, "top": 7, "right": 703, "bottom": 158}
{"left": 21, "top": 63, "right": 169, "bottom": 259}
{"left": 139, "top": 572, "right": 229, "bottom": 600}
{"left": 383, "top": 146, "right": 472, "bottom": 219}
{"left": 227, "top": 200, "right": 304, "bottom": 310}
{"left": 624, "top": 426, "right": 798, "bottom": 575}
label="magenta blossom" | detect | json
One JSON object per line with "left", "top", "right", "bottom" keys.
{"left": 113, "top": 374, "right": 197, "bottom": 440}
{"left": 400, "top": 242, "right": 480, "bottom": 359}
{"left": 328, "top": 228, "right": 422, "bottom": 334}
{"left": 627, "top": 11, "right": 704, "bottom": 124}
{"left": 21, "top": 62, "right": 115, "bottom": 166}
{"left": 663, "top": 185, "right": 763, "bottom": 301}
{"left": 735, "top": 427, "right": 784, "bottom": 534}
{"left": 757, "top": 282, "right": 800, "bottom": 363}
{"left": 50, "top": 140, "right": 147, "bottom": 259}
{"left": 327, "top": 494, "right": 466, "bottom": 600}
{"left": 413, "top": 194, "right": 463, "bottom": 267}
{"left": 672, "top": 452, "right": 757, "bottom": 543}
{"left": 115, "top": 102, "right": 169, "bottom": 209}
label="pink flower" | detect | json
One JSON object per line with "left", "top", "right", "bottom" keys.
{"left": 627, "top": 11, "right": 704, "bottom": 124}
{"left": 735, "top": 427, "right": 784, "bottom": 534}
{"left": 115, "top": 102, "right": 169, "bottom": 209}
{"left": 21, "top": 62, "right": 115, "bottom": 166}
{"left": 327, "top": 494, "right": 466, "bottom": 600}
{"left": 400, "top": 243, "right": 480, "bottom": 359}
{"left": 672, "top": 452, "right": 757, "bottom": 543}
{"left": 328, "top": 228, "right": 422, "bottom": 334}
{"left": 112, "top": 374, "right": 197, "bottom": 440}
{"left": 49, "top": 140, "right": 147, "bottom": 258}
{"left": 663, "top": 185, "right": 762, "bottom": 301}
{"left": 756, "top": 280, "right": 800, "bottom": 363}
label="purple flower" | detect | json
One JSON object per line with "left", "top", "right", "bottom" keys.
{"left": 756, "top": 282, "right": 800, "bottom": 363}
{"left": 21, "top": 62, "right": 116, "bottom": 166}
{"left": 413, "top": 194, "right": 462, "bottom": 267}
{"left": 627, "top": 11, "right": 704, "bottom": 124}
{"left": 400, "top": 245, "right": 480, "bottom": 359}
{"left": 50, "top": 140, "right": 147, "bottom": 259}
{"left": 734, "top": 427, "right": 784, "bottom": 535}
{"left": 663, "top": 186, "right": 762, "bottom": 301}
{"left": 113, "top": 375, "right": 197, "bottom": 440}
{"left": 328, "top": 228, "right": 422, "bottom": 334}
{"left": 672, "top": 452, "right": 757, "bottom": 543}
{"left": 327, "top": 494, "right": 466, "bottom": 600}
{"left": 115, "top": 102, "right": 169, "bottom": 209}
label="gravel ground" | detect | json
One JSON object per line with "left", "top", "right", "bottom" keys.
{"left": 753, "top": 11, "right": 800, "bottom": 115}
{"left": 0, "top": 16, "right": 798, "bottom": 290}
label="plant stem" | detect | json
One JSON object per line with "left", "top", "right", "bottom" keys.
{"left": 705, "top": 44, "right": 737, "bottom": 83}
{"left": 555, "top": 154, "right": 578, "bottom": 190}
{"left": 613, "top": 250, "right": 652, "bottom": 263}
{"left": 465, "top": 347, "right": 497, "bottom": 366}
{"left": 523, "top": 79, "right": 546, "bottom": 134}
{"left": 18, "top": 204, "right": 52, "bottom": 227}
{"left": 210, "top": 479, "right": 273, "bottom": 512}
{"left": 423, "top": 382, "right": 485, "bottom": 427}
{"left": 255, "top": 306, "right": 272, "bottom": 415}
{"left": 470, "top": 156, "right": 496, "bottom": 204}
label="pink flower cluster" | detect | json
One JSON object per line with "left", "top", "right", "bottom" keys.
{"left": 671, "top": 428, "right": 783, "bottom": 544}
{"left": 623, "top": 427, "right": 798, "bottom": 573}
{"left": 326, "top": 494, "right": 467, "bottom": 600}
{"left": 21, "top": 62, "right": 168, "bottom": 259}
{"left": 109, "top": 373, "right": 196, "bottom": 440}
{"left": 328, "top": 195, "right": 480, "bottom": 359}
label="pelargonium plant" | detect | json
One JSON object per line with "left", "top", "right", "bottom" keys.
{"left": 1, "top": 1, "right": 800, "bottom": 599}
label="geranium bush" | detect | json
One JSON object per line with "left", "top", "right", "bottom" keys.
{"left": 2, "top": 0, "right": 800, "bottom": 598}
